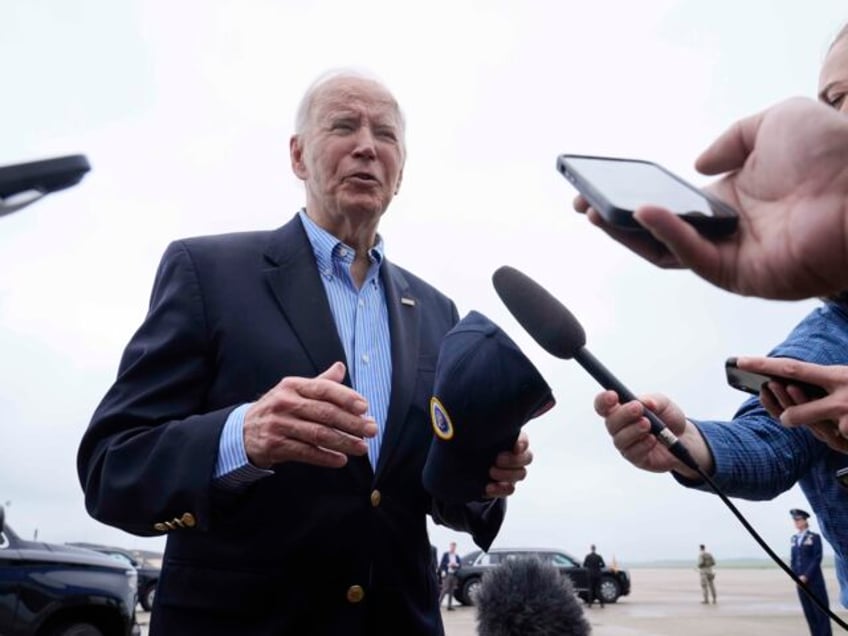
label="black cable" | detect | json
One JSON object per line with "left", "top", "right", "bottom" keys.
{"left": 678, "top": 440, "right": 847, "bottom": 630}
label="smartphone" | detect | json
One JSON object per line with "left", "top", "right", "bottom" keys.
{"left": 836, "top": 466, "right": 848, "bottom": 489}
{"left": 725, "top": 357, "right": 827, "bottom": 400}
{"left": 557, "top": 154, "right": 738, "bottom": 238}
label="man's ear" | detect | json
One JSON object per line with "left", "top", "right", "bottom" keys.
{"left": 394, "top": 167, "right": 404, "bottom": 195}
{"left": 290, "top": 135, "right": 308, "bottom": 180}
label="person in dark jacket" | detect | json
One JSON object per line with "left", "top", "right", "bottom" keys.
{"left": 438, "top": 542, "right": 462, "bottom": 611}
{"left": 791, "top": 509, "right": 832, "bottom": 636}
{"left": 76, "top": 70, "right": 534, "bottom": 636}
{"left": 583, "top": 544, "right": 606, "bottom": 608}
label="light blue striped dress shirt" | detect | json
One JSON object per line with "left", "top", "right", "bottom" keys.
{"left": 214, "top": 210, "right": 392, "bottom": 489}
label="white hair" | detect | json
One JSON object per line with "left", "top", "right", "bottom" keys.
{"left": 293, "top": 68, "right": 407, "bottom": 146}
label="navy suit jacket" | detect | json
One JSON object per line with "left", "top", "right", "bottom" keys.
{"left": 77, "top": 215, "right": 505, "bottom": 635}
{"left": 792, "top": 530, "right": 825, "bottom": 582}
{"left": 438, "top": 551, "right": 462, "bottom": 577}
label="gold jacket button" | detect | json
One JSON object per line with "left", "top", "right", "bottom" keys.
{"left": 181, "top": 512, "right": 196, "bottom": 528}
{"left": 346, "top": 585, "right": 365, "bottom": 604}
{"left": 153, "top": 523, "right": 168, "bottom": 533}
{"left": 370, "top": 490, "right": 381, "bottom": 507}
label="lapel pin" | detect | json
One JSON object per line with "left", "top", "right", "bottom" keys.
{"left": 401, "top": 297, "right": 416, "bottom": 307}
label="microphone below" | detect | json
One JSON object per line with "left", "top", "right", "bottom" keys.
{"left": 475, "top": 557, "right": 591, "bottom": 636}
{"left": 492, "top": 265, "right": 699, "bottom": 472}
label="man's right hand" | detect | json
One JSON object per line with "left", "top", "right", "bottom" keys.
{"left": 243, "top": 361, "right": 377, "bottom": 469}
{"left": 575, "top": 97, "right": 848, "bottom": 301}
{"left": 593, "top": 390, "right": 710, "bottom": 479}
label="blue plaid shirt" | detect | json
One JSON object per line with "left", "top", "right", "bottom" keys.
{"left": 675, "top": 302, "right": 848, "bottom": 606}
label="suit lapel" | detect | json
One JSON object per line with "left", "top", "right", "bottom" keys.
{"left": 375, "top": 260, "right": 420, "bottom": 481}
{"left": 262, "top": 215, "right": 373, "bottom": 485}
{"left": 263, "top": 217, "right": 349, "bottom": 378}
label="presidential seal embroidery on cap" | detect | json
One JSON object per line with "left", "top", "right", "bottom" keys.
{"left": 430, "top": 397, "right": 454, "bottom": 440}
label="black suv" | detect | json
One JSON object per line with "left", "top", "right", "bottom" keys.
{"left": 67, "top": 543, "right": 161, "bottom": 612}
{"left": 454, "top": 547, "right": 631, "bottom": 606}
{"left": 0, "top": 507, "right": 140, "bottom": 636}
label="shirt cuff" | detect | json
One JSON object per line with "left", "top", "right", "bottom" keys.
{"left": 214, "top": 403, "right": 274, "bottom": 491}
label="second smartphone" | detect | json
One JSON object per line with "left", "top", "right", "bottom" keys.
{"left": 725, "top": 357, "right": 827, "bottom": 400}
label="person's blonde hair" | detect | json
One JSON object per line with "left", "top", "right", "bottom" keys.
{"left": 828, "top": 23, "right": 848, "bottom": 52}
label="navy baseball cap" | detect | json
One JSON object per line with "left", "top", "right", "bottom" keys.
{"left": 423, "top": 311, "right": 555, "bottom": 504}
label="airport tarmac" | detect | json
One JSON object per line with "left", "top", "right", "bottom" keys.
{"left": 441, "top": 567, "right": 847, "bottom": 635}
{"left": 136, "top": 567, "right": 847, "bottom": 635}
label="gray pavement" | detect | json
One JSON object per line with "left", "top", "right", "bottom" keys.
{"left": 137, "top": 567, "right": 847, "bottom": 635}
{"left": 442, "top": 567, "right": 847, "bottom": 635}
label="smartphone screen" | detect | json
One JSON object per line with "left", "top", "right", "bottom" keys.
{"left": 558, "top": 154, "right": 738, "bottom": 237}
{"left": 564, "top": 156, "right": 712, "bottom": 214}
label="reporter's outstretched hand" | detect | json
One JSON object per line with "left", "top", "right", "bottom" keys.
{"left": 575, "top": 98, "right": 848, "bottom": 300}
{"left": 594, "top": 391, "right": 711, "bottom": 479}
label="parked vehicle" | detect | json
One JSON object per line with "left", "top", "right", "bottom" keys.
{"left": 0, "top": 506, "right": 140, "bottom": 636}
{"left": 67, "top": 543, "right": 161, "bottom": 612}
{"left": 455, "top": 547, "right": 631, "bottom": 606}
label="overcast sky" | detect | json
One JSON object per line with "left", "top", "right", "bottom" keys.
{"left": 1, "top": 1, "right": 846, "bottom": 568}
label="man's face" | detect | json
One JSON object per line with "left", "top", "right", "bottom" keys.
{"left": 793, "top": 517, "right": 808, "bottom": 532}
{"left": 291, "top": 77, "right": 405, "bottom": 223}
{"left": 449, "top": 542, "right": 456, "bottom": 552}
{"left": 820, "top": 35, "right": 848, "bottom": 114}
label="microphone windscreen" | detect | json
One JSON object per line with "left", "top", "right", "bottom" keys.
{"left": 492, "top": 266, "right": 586, "bottom": 359}
{"left": 476, "top": 557, "right": 591, "bottom": 636}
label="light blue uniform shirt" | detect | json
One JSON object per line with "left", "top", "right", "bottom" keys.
{"left": 214, "top": 211, "right": 392, "bottom": 489}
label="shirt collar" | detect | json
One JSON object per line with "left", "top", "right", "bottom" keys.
{"left": 298, "top": 209, "right": 385, "bottom": 276}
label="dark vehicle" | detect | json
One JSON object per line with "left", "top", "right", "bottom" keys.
{"left": 455, "top": 547, "right": 631, "bottom": 606}
{"left": 67, "top": 543, "right": 161, "bottom": 612}
{"left": 0, "top": 506, "right": 139, "bottom": 636}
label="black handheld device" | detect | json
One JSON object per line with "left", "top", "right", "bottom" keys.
{"left": 557, "top": 154, "right": 738, "bottom": 238}
{"left": 725, "top": 357, "right": 827, "bottom": 400}
{"left": 0, "top": 155, "right": 91, "bottom": 216}
{"left": 836, "top": 466, "right": 848, "bottom": 490}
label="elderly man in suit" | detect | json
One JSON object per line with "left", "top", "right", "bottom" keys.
{"left": 77, "top": 70, "right": 533, "bottom": 636}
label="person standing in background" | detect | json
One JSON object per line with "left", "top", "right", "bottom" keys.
{"left": 697, "top": 544, "right": 717, "bottom": 604}
{"left": 583, "top": 544, "right": 606, "bottom": 608}
{"left": 791, "top": 509, "right": 832, "bottom": 636}
{"left": 438, "top": 542, "right": 462, "bottom": 611}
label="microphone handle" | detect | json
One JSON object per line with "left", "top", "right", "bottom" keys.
{"left": 575, "top": 347, "right": 700, "bottom": 471}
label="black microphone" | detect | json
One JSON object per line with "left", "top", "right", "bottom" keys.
{"left": 492, "top": 265, "right": 699, "bottom": 472}
{"left": 475, "top": 557, "right": 591, "bottom": 636}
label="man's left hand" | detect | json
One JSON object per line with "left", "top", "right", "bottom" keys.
{"left": 485, "top": 431, "right": 532, "bottom": 498}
